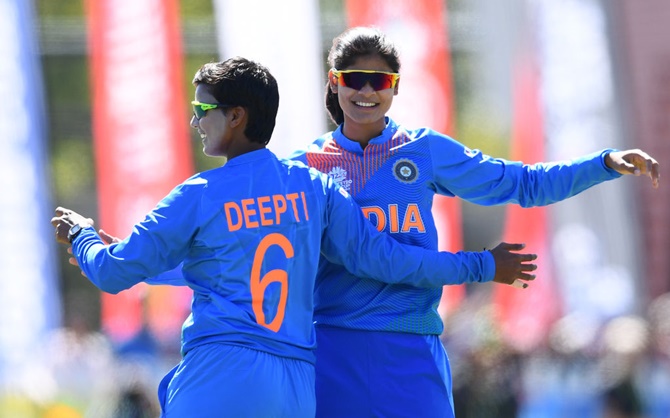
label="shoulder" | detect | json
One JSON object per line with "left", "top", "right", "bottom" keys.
{"left": 278, "top": 155, "right": 311, "bottom": 171}
{"left": 389, "top": 120, "right": 465, "bottom": 152}
{"left": 155, "top": 172, "right": 210, "bottom": 206}
{"left": 386, "top": 118, "right": 443, "bottom": 143}
{"left": 171, "top": 165, "right": 250, "bottom": 199}
{"left": 289, "top": 132, "right": 336, "bottom": 160}
{"left": 185, "top": 167, "right": 222, "bottom": 188}
{"left": 277, "top": 156, "right": 331, "bottom": 183}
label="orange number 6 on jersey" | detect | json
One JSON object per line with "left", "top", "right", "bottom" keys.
{"left": 250, "top": 233, "right": 294, "bottom": 332}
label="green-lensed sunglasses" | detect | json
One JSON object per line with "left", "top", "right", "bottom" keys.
{"left": 192, "top": 100, "right": 234, "bottom": 120}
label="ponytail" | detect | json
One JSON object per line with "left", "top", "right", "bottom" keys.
{"left": 324, "top": 83, "right": 344, "bottom": 125}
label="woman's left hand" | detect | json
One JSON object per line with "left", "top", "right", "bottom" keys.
{"left": 605, "top": 149, "right": 660, "bottom": 188}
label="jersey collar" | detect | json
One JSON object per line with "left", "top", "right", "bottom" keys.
{"left": 332, "top": 117, "right": 399, "bottom": 153}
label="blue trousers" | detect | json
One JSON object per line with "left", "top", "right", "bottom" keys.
{"left": 315, "top": 326, "right": 454, "bottom": 418}
{"left": 159, "top": 343, "right": 315, "bottom": 417}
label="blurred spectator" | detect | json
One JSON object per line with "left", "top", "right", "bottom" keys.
{"left": 518, "top": 313, "right": 603, "bottom": 418}
{"left": 111, "top": 384, "right": 159, "bottom": 418}
{"left": 635, "top": 293, "right": 670, "bottom": 418}
{"left": 598, "top": 315, "right": 647, "bottom": 418}
{"left": 44, "top": 310, "right": 116, "bottom": 415}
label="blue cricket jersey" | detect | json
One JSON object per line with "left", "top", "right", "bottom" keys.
{"left": 71, "top": 148, "right": 495, "bottom": 365}
{"left": 290, "top": 117, "right": 622, "bottom": 335}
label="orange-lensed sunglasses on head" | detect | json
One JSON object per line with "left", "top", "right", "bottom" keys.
{"left": 329, "top": 68, "right": 400, "bottom": 91}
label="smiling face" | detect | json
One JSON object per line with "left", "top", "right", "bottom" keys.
{"left": 333, "top": 55, "right": 399, "bottom": 144}
{"left": 190, "top": 83, "right": 234, "bottom": 158}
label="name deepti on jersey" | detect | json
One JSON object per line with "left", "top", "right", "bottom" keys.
{"left": 223, "top": 191, "right": 310, "bottom": 232}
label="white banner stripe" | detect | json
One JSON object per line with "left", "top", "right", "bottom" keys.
{"left": 0, "top": 0, "right": 61, "bottom": 375}
{"left": 213, "top": 0, "right": 326, "bottom": 158}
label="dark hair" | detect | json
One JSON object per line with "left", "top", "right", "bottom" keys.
{"left": 325, "top": 26, "right": 401, "bottom": 125}
{"left": 193, "top": 57, "right": 279, "bottom": 145}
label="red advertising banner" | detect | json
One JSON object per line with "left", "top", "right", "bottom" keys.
{"left": 345, "top": 0, "right": 464, "bottom": 316}
{"left": 86, "top": 0, "right": 193, "bottom": 343}
{"left": 493, "top": 50, "right": 561, "bottom": 352}
{"left": 617, "top": 0, "right": 670, "bottom": 298}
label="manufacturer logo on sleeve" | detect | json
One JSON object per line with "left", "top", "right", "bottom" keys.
{"left": 393, "top": 159, "right": 419, "bottom": 184}
{"left": 328, "top": 166, "right": 353, "bottom": 191}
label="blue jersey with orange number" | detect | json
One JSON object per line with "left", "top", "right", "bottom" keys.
{"left": 290, "top": 117, "right": 622, "bottom": 335}
{"left": 71, "top": 148, "right": 496, "bottom": 364}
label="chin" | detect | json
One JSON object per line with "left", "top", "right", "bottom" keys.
{"left": 203, "top": 148, "right": 225, "bottom": 158}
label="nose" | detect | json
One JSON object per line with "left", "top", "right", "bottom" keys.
{"left": 190, "top": 114, "right": 198, "bottom": 128}
{"left": 359, "top": 82, "right": 376, "bottom": 94}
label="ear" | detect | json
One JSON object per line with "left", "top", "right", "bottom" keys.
{"left": 328, "top": 69, "right": 339, "bottom": 94}
{"left": 228, "top": 106, "right": 247, "bottom": 129}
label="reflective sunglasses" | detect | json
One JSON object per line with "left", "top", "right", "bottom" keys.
{"left": 329, "top": 68, "right": 400, "bottom": 91}
{"left": 191, "top": 100, "right": 234, "bottom": 120}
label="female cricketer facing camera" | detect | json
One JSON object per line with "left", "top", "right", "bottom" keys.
{"left": 52, "top": 57, "right": 540, "bottom": 418}
{"left": 290, "top": 26, "right": 660, "bottom": 418}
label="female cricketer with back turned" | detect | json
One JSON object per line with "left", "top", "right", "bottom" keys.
{"left": 290, "top": 26, "right": 660, "bottom": 418}
{"left": 52, "top": 57, "right": 539, "bottom": 418}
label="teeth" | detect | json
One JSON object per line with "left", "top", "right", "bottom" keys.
{"left": 355, "top": 102, "right": 376, "bottom": 107}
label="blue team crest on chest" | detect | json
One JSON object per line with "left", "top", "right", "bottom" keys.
{"left": 328, "top": 166, "right": 353, "bottom": 191}
{"left": 392, "top": 158, "right": 419, "bottom": 184}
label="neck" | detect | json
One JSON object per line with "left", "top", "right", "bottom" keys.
{"left": 226, "top": 140, "right": 266, "bottom": 161}
{"left": 341, "top": 120, "right": 385, "bottom": 149}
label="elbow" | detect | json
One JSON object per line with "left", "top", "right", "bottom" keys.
{"left": 97, "top": 282, "right": 126, "bottom": 294}
{"left": 92, "top": 276, "right": 132, "bottom": 294}
{"left": 85, "top": 265, "right": 136, "bottom": 294}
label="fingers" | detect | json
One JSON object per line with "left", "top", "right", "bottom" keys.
{"left": 634, "top": 153, "right": 660, "bottom": 188}
{"left": 621, "top": 161, "right": 638, "bottom": 175}
{"left": 516, "top": 271, "right": 537, "bottom": 281}
{"left": 491, "top": 242, "right": 539, "bottom": 288}
{"left": 511, "top": 279, "right": 528, "bottom": 289}
{"left": 651, "top": 163, "right": 660, "bottom": 188}
{"left": 51, "top": 217, "right": 69, "bottom": 244}
{"left": 519, "top": 263, "right": 537, "bottom": 273}
{"left": 54, "top": 207, "right": 69, "bottom": 216}
{"left": 493, "top": 243, "right": 538, "bottom": 262}
{"left": 70, "top": 258, "right": 88, "bottom": 277}
{"left": 645, "top": 155, "right": 661, "bottom": 188}
{"left": 518, "top": 253, "right": 538, "bottom": 262}
{"left": 98, "top": 229, "right": 121, "bottom": 245}
{"left": 507, "top": 272, "right": 535, "bottom": 289}
{"left": 50, "top": 214, "right": 68, "bottom": 227}
{"left": 494, "top": 242, "right": 526, "bottom": 252}
{"left": 620, "top": 150, "right": 661, "bottom": 188}
{"left": 633, "top": 151, "right": 654, "bottom": 173}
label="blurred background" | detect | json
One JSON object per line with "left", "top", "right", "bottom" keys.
{"left": 1, "top": 0, "right": 669, "bottom": 417}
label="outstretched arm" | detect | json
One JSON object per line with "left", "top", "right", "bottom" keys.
{"left": 66, "top": 229, "right": 188, "bottom": 286}
{"left": 604, "top": 149, "right": 660, "bottom": 188}
{"left": 320, "top": 176, "right": 538, "bottom": 288}
{"left": 430, "top": 135, "right": 660, "bottom": 207}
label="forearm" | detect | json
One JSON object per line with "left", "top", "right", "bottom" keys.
{"left": 384, "top": 249, "right": 495, "bottom": 287}
{"left": 72, "top": 227, "right": 150, "bottom": 294}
